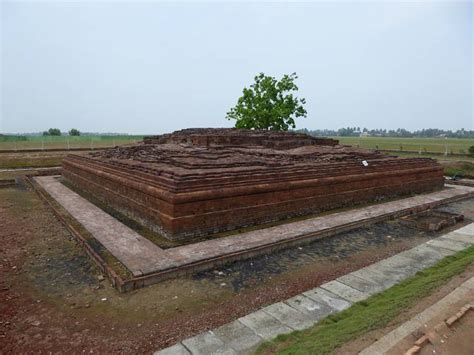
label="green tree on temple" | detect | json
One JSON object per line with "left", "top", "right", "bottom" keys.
{"left": 226, "top": 72, "right": 307, "bottom": 131}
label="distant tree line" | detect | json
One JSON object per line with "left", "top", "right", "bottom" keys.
{"left": 296, "top": 127, "right": 474, "bottom": 138}
{"left": 42, "top": 128, "right": 81, "bottom": 136}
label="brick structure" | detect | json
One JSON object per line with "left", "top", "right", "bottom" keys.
{"left": 62, "top": 128, "right": 444, "bottom": 240}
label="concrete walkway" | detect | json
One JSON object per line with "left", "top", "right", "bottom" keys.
{"left": 154, "top": 224, "right": 474, "bottom": 355}
{"left": 448, "top": 178, "right": 474, "bottom": 188}
{"left": 35, "top": 176, "right": 177, "bottom": 277}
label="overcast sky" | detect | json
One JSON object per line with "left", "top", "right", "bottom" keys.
{"left": 1, "top": 1, "right": 472, "bottom": 134}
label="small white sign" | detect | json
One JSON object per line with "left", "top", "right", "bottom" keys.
{"left": 362, "top": 160, "right": 369, "bottom": 167}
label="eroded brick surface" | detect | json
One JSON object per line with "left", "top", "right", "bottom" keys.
{"left": 62, "top": 129, "right": 445, "bottom": 241}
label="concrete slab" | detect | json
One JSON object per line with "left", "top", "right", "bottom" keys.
{"left": 443, "top": 231, "right": 474, "bottom": 245}
{"left": 213, "top": 320, "right": 262, "bottom": 353}
{"left": 337, "top": 273, "right": 384, "bottom": 295}
{"left": 209, "top": 349, "right": 237, "bottom": 355}
{"left": 350, "top": 267, "right": 399, "bottom": 290}
{"left": 302, "top": 287, "right": 352, "bottom": 311}
{"left": 285, "top": 294, "right": 335, "bottom": 321}
{"left": 427, "top": 237, "right": 471, "bottom": 252}
{"left": 365, "top": 265, "right": 408, "bottom": 283}
{"left": 398, "top": 243, "right": 452, "bottom": 268}
{"left": 154, "top": 343, "right": 191, "bottom": 355}
{"left": 453, "top": 223, "right": 474, "bottom": 235}
{"left": 423, "top": 243, "right": 458, "bottom": 257}
{"left": 238, "top": 310, "right": 292, "bottom": 340}
{"left": 365, "top": 255, "right": 422, "bottom": 282}
{"left": 181, "top": 331, "right": 228, "bottom": 355}
{"left": 460, "top": 277, "right": 474, "bottom": 291}
{"left": 366, "top": 243, "right": 459, "bottom": 286}
{"left": 320, "top": 280, "right": 369, "bottom": 303}
{"left": 377, "top": 254, "right": 424, "bottom": 272}
{"left": 262, "top": 302, "right": 314, "bottom": 331}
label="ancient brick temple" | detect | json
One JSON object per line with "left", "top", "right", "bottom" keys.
{"left": 62, "top": 128, "right": 444, "bottom": 240}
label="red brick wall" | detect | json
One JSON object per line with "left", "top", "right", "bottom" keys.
{"left": 62, "top": 157, "right": 444, "bottom": 240}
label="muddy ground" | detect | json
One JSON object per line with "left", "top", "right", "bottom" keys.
{"left": 1, "top": 180, "right": 473, "bottom": 353}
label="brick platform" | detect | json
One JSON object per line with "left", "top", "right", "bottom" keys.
{"left": 62, "top": 128, "right": 444, "bottom": 241}
{"left": 33, "top": 175, "right": 474, "bottom": 292}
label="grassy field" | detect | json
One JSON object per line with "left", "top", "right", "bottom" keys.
{"left": 0, "top": 135, "right": 144, "bottom": 150}
{"left": 442, "top": 161, "right": 474, "bottom": 179}
{"left": 0, "top": 151, "right": 72, "bottom": 169}
{"left": 1, "top": 135, "right": 473, "bottom": 154}
{"left": 257, "top": 244, "right": 474, "bottom": 355}
{"left": 333, "top": 136, "right": 474, "bottom": 155}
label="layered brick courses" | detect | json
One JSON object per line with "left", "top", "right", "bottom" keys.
{"left": 143, "top": 128, "right": 339, "bottom": 148}
{"left": 62, "top": 128, "right": 444, "bottom": 240}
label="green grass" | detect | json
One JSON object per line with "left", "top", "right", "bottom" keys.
{"left": 443, "top": 162, "right": 474, "bottom": 179}
{"left": 385, "top": 150, "right": 474, "bottom": 162}
{"left": 333, "top": 136, "right": 474, "bottom": 155}
{"left": 257, "top": 244, "right": 474, "bottom": 355}
{"left": 0, "top": 157, "right": 63, "bottom": 169}
{"left": 2, "top": 135, "right": 472, "bottom": 154}
{"left": 0, "top": 135, "right": 144, "bottom": 150}
{"left": 381, "top": 151, "right": 474, "bottom": 177}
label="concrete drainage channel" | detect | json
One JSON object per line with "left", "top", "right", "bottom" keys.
{"left": 154, "top": 223, "right": 474, "bottom": 355}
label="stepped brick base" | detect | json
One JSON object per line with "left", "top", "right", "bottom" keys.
{"left": 62, "top": 128, "right": 444, "bottom": 240}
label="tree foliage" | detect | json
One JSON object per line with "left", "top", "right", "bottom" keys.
{"left": 69, "top": 128, "right": 81, "bottom": 136}
{"left": 43, "top": 128, "right": 61, "bottom": 136}
{"left": 226, "top": 72, "right": 307, "bottom": 131}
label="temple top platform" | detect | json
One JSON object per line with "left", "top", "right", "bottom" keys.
{"left": 68, "top": 128, "right": 441, "bottom": 194}
{"left": 143, "top": 128, "right": 339, "bottom": 149}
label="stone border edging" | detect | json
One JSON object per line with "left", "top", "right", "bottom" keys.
{"left": 154, "top": 224, "right": 474, "bottom": 354}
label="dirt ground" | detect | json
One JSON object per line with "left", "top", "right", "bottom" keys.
{"left": 1, "top": 181, "right": 473, "bottom": 353}
{"left": 418, "top": 310, "right": 474, "bottom": 355}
